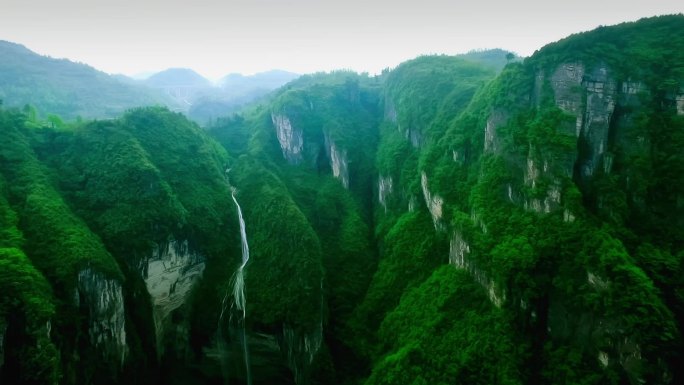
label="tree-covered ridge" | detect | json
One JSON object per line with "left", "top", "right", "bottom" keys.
{"left": 363, "top": 14, "right": 684, "bottom": 385}
{"left": 0, "top": 41, "right": 172, "bottom": 120}
{"left": 1, "top": 14, "right": 684, "bottom": 385}
{"left": 0, "top": 175, "right": 58, "bottom": 384}
{"left": 209, "top": 18, "right": 684, "bottom": 383}
{"left": 0, "top": 105, "right": 241, "bottom": 384}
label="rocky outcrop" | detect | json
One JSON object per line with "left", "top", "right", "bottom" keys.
{"left": 551, "top": 62, "right": 585, "bottom": 137}
{"left": 378, "top": 175, "right": 393, "bottom": 212}
{"left": 324, "top": 133, "right": 349, "bottom": 188}
{"left": 77, "top": 268, "right": 127, "bottom": 366}
{"left": 484, "top": 110, "right": 508, "bottom": 153}
{"left": 449, "top": 232, "right": 504, "bottom": 307}
{"left": 420, "top": 172, "right": 444, "bottom": 229}
{"left": 580, "top": 66, "right": 617, "bottom": 177}
{"left": 142, "top": 240, "right": 205, "bottom": 345}
{"left": 550, "top": 62, "right": 618, "bottom": 178}
{"left": 524, "top": 180, "right": 563, "bottom": 214}
{"left": 676, "top": 93, "right": 684, "bottom": 115}
{"left": 272, "top": 113, "right": 304, "bottom": 164}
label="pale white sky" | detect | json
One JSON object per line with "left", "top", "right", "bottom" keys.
{"left": 0, "top": 0, "right": 681, "bottom": 79}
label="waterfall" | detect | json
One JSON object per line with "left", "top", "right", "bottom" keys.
{"left": 219, "top": 186, "right": 252, "bottom": 385}
{"left": 230, "top": 188, "right": 250, "bottom": 319}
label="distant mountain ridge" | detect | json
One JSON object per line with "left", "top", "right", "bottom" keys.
{"left": 219, "top": 69, "right": 299, "bottom": 89}
{"left": 0, "top": 40, "right": 171, "bottom": 120}
{"left": 0, "top": 41, "right": 300, "bottom": 123}
{"left": 145, "top": 68, "right": 212, "bottom": 87}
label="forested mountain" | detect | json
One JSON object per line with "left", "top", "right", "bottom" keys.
{"left": 0, "top": 41, "right": 171, "bottom": 120}
{"left": 2, "top": 14, "right": 684, "bottom": 385}
{"left": 145, "top": 68, "right": 213, "bottom": 88}
{"left": 0, "top": 42, "right": 296, "bottom": 123}
{"left": 188, "top": 70, "right": 300, "bottom": 124}
{"left": 219, "top": 70, "right": 300, "bottom": 90}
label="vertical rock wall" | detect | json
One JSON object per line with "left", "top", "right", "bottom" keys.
{"left": 272, "top": 113, "right": 304, "bottom": 164}
{"left": 141, "top": 240, "right": 205, "bottom": 347}
{"left": 77, "top": 268, "right": 127, "bottom": 366}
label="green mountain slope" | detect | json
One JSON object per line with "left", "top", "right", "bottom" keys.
{"left": 0, "top": 41, "right": 171, "bottom": 120}
{"left": 1, "top": 14, "right": 683, "bottom": 385}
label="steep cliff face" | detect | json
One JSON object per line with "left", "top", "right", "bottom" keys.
{"left": 420, "top": 172, "right": 444, "bottom": 229}
{"left": 272, "top": 113, "right": 304, "bottom": 164}
{"left": 77, "top": 268, "right": 127, "bottom": 366}
{"left": 361, "top": 16, "right": 684, "bottom": 385}
{"left": 448, "top": 232, "right": 504, "bottom": 307}
{"left": 3, "top": 15, "right": 684, "bottom": 385}
{"left": 324, "top": 133, "right": 349, "bottom": 188}
{"left": 377, "top": 175, "right": 393, "bottom": 212}
{"left": 141, "top": 240, "right": 205, "bottom": 348}
{"left": 548, "top": 62, "right": 617, "bottom": 178}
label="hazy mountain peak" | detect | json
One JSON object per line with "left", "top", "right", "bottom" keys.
{"left": 145, "top": 68, "right": 212, "bottom": 87}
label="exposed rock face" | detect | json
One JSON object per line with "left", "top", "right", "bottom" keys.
{"left": 676, "top": 93, "right": 684, "bottom": 115}
{"left": 550, "top": 62, "right": 618, "bottom": 178}
{"left": 272, "top": 113, "right": 303, "bottom": 164}
{"left": 563, "top": 209, "right": 576, "bottom": 222}
{"left": 621, "top": 80, "right": 646, "bottom": 96}
{"left": 449, "top": 232, "right": 504, "bottom": 307}
{"left": 77, "top": 268, "right": 127, "bottom": 366}
{"left": 408, "top": 195, "right": 417, "bottom": 212}
{"left": 524, "top": 153, "right": 540, "bottom": 188}
{"left": 524, "top": 180, "right": 562, "bottom": 214}
{"left": 420, "top": 172, "right": 444, "bottom": 229}
{"left": 324, "top": 133, "right": 349, "bottom": 188}
{"left": 142, "top": 240, "right": 205, "bottom": 345}
{"left": 448, "top": 232, "right": 471, "bottom": 267}
{"left": 551, "top": 62, "right": 585, "bottom": 137}
{"left": 484, "top": 110, "right": 508, "bottom": 153}
{"left": 378, "top": 175, "right": 393, "bottom": 212}
{"left": 580, "top": 66, "right": 617, "bottom": 177}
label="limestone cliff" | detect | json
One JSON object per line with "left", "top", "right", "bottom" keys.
{"left": 272, "top": 113, "right": 304, "bottom": 164}
{"left": 141, "top": 239, "right": 205, "bottom": 349}
{"left": 324, "top": 133, "right": 349, "bottom": 189}
{"left": 77, "top": 268, "right": 127, "bottom": 366}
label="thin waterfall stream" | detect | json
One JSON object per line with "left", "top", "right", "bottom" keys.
{"left": 219, "top": 184, "right": 252, "bottom": 385}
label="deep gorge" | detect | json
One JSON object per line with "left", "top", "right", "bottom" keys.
{"left": 1, "top": 15, "right": 684, "bottom": 385}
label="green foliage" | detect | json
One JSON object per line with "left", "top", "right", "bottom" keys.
{"left": 0, "top": 177, "right": 59, "bottom": 384}
{"left": 0, "top": 41, "right": 169, "bottom": 120}
{"left": 528, "top": 15, "right": 684, "bottom": 83}
{"left": 2, "top": 15, "right": 684, "bottom": 385}
{"left": 230, "top": 158, "right": 324, "bottom": 331}
{"left": 383, "top": 55, "right": 495, "bottom": 144}
{"left": 39, "top": 107, "right": 234, "bottom": 258}
{"left": 366, "top": 266, "right": 522, "bottom": 385}
{"left": 0, "top": 110, "right": 122, "bottom": 287}
{"left": 351, "top": 210, "right": 448, "bottom": 356}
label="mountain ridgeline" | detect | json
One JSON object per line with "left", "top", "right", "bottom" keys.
{"left": 1, "top": 15, "right": 684, "bottom": 385}
{"left": 0, "top": 41, "right": 299, "bottom": 123}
